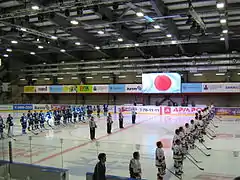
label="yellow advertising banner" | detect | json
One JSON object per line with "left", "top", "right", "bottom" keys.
{"left": 77, "top": 85, "right": 93, "bottom": 93}
{"left": 62, "top": 85, "right": 77, "bottom": 93}
{"left": 24, "top": 86, "right": 36, "bottom": 93}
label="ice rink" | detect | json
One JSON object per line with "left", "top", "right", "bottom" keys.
{"left": 0, "top": 113, "right": 239, "bottom": 180}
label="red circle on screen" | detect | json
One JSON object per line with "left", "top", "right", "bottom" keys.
{"left": 154, "top": 75, "right": 172, "bottom": 91}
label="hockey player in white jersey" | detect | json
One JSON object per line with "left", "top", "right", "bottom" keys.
{"left": 173, "top": 139, "right": 184, "bottom": 176}
{"left": 155, "top": 141, "right": 166, "bottom": 180}
{"left": 196, "top": 115, "right": 205, "bottom": 143}
{"left": 189, "top": 120, "right": 196, "bottom": 149}
{"left": 184, "top": 123, "right": 191, "bottom": 150}
{"left": 172, "top": 129, "right": 180, "bottom": 149}
{"left": 179, "top": 126, "right": 187, "bottom": 157}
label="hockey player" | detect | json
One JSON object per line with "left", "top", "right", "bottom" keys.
{"left": 33, "top": 111, "right": 39, "bottom": 129}
{"left": 27, "top": 111, "right": 34, "bottom": 131}
{"left": 107, "top": 113, "right": 113, "bottom": 134}
{"left": 172, "top": 129, "right": 180, "bottom": 149}
{"left": 89, "top": 116, "right": 97, "bottom": 140}
{"left": 103, "top": 104, "right": 108, "bottom": 116}
{"left": 0, "top": 116, "right": 5, "bottom": 139}
{"left": 196, "top": 116, "right": 205, "bottom": 143}
{"left": 184, "top": 123, "right": 191, "bottom": 149}
{"left": 6, "top": 114, "right": 14, "bottom": 137}
{"left": 179, "top": 126, "right": 188, "bottom": 157}
{"left": 20, "top": 113, "right": 27, "bottom": 134}
{"left": 97, "top": 105, "right": 101, "bottom": 118}
{"left": 132, "top": 108, "right": 137, "bottom": 124}
{"left": 39, "top": 111, "right": 45, "bottom": 129}
{"left": 73, "top": 111, "right": 78, "bottom": 123}
{"left": 155, "top": 141, "right": 166, "bottom": 180}
{"left": 67, "top": 108, "right": 72, "bottom": 123}
{"left": 189, "top": 119, "right": 196, "bottom": 149}
{"left": 129, "top": 152, "right": 142, "bottom": 179}
{"left": 173, "top": 139, "right": 184, "bottom": 177}
{"left": 63, "top": 111, "right": 68, "bottom": 124}
{"left": 119, "top": 111, "right": 124, "bottom": 129}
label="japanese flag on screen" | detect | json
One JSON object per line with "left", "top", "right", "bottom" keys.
{"left": 142, "top": 73, "right": 181, "bottom": 93}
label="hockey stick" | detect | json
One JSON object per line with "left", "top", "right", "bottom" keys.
{"left": 210, "top": 121, "right": 218, "bottom": 128}
{"left": 29, "top": 130, "right": 38, "bottom": 135}
{"left": 186, "top": 155, "right": 204, "bottom": 171}
{"left": 3, "top": 132, "right": 16, "bottom": 141}
{"left": 205, "top": 133, "right": 214, "bottom": 140}
{"left": 47, "top": 121, "right": 54, "bottom": 129}
{"left": 166, "top": 168, "right": 182, "bottom": 180}
{"left": 207, "top": 127, "right": 216, "bottom": 134}
{"left": 206, "top": 131, "right": 216, "bottom": 138}
{"left": 187, "top": 153, "right": 202, "bottom": 163}
{"left": 200, "top": 142, "right": 212, "bottom": 150}
{"left": 195, "top": 145, "right": 211, "bottom": 156}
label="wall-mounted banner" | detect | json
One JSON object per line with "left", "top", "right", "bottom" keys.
{"left": 202, "top": 83, "right": 240, "bottom": 93}
{"left": 24, "top": 86, "right": 36, "bottom": 93}
{"left": 63, "top": 85, "right": 77, "bottom": 93}
{"left": 35, "top": 86, "right": 50, "bottom": 93}
{"left": 0, "top": 105, "right": 13, "bottom": 111}
{"left": 77, "top": 85, "right": 93, "bottom": 93}
{"left": 108, "top": 84, "right": 125, "bottom": 93}
{"left": 125, "top": 84, "right": 142, "bottom": 93}
{"left": 142, "top": 73, "right": 181, "bottom": 93}
{"left": 33, "top": 104, "right": 51, "bottom": 111}
{"left": 93, "top": 85, "right": 108, "bottom": 93}
{"left": 119, "top": 106, "right": 160, "bottom": 114}
{"left": 13, "top": 104, "right": 33, "bottom": 111}
{"left": 49, "top": 85, "right": 63, "bottom": 93}
{"left": 181, "top": 83, "right": 202, "bottom": 93}
{"left": 215, "top": 107, "right": 240, "bottom": 116}
{"left": 162, "top": 106, "right": 203, "bottom": 115}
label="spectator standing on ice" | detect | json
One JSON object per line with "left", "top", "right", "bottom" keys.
{"left": 89, "top": 116, "right": 97, "bottom": 140}
{"left": 93, "top": 153, "right": 107, "bottom": 180}
{"left": 129, "top": 151, "right": 142, "bottom": 179}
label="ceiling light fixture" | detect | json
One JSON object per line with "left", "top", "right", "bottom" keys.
{"left": 134, "top": 43, "right": 139, "bottom": 47}
{"left": 37, "top": 38, "right": 40, "bottom": 42}
{"left": 153, "top": 25, "right": 160, "bottom": 29}
{"left": 6, "top": 49, "right": 12, "bottom": 52}
{"left": 102, "top": 76, "right": 109, "bottom": 79}
{"left": 118, "top": 75, "right": 126, "bottom": 78}
{"left": 60, "top": 49, "right": 66, "bottom": 53}
{"left": 220, "top": 37, "right": 225, "bottom": 41}
{"left": 32, "top": 5, "right": 40, "bottom": 10}
{"left": 86, "top": 76, "right": 93, "bottom": 79}
{"left": 44, "top": 78, "right": 50, "bottom": 81}
{"left": 98, "top": 30, "right": 104, "bottom": 35}
{"left": 166, "top": 34, "right": 172, "bottom": 38}
{"left": 38, "top": 45, "right": 44, "bottom": 49}
{"left": 136, "top": 12, "right": 144, "bottom": 17}
{"left": 222, "top": 29, "right": 228, "bottom": 34}
{"left": 3, "top": 54, "right": 8, "bottom": 57}
{"left": 171, "top": 40, "right": 177, "bottom": 44}
{"left": 71, "top": 77, "right": 78, "bottom": 80}
{"left": 51, "top": 36, "right": 58, "bottom": 40}
{"left": 20, "top": 78, "right": 26, "bottom": 81}
{"left": 193, "top": 73, "right": 203, "bottom": 76}
{"left": 220, "top": 18, "right": 227, "bottom": 24}
{"left": 70, "top": 20, "right": 79, "bottom": 25}
{"left": 32, "top": 78, "right": 38, "bottom": 81}
{"left": 216, "top": 73, "right": 225, "bottom": 76}
{"left": 136, "top": 75, "right": 142, "bottom": 78}
{"left": 117, "top": 38, "right": 123, "bottom": 42}
{"left": 11, "top": 40, "right": 18, "bottom": 44}
{"left": 216, "top": 2, "right": 225, "bottom": 9}
{"left": 20, "top": 28, "right": 27, "bottom": 32}
{"left": 30, "top": 52, "right": 36, "bottom": 55}
{"left": 95, "top": 46, "right": 100, "bottom": 50}
{"left": 57, "top": 77, "right": 64, "bottom": 80}
{"left": 75, "top": 42, "right": 81, "bottom": 45}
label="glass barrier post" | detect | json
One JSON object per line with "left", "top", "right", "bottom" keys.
{"left": 29, "top": 136, "right": 32, "bottom": 164}
{"left": 1, "top": 138, "right": 5, "bottom": 160}
{"left": 8, "top": 141, "right": 12, "bottom": 163}
{"left": 60, "top": 138, "right": 63, "bottom": 168}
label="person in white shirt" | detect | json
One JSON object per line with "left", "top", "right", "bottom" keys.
{"left": 155, "top": 141, "right": 166, "bottom": 180}
{"left": 129, "top": 151, "right": 142, "bottom": 179}
{"left": 89, "top": 116, "right": 97, "bottom": 140}
{"left": 172, "top": 129, "right": 180, "bottom": 150}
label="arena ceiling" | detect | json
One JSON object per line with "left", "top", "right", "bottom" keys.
{"left": 1, "top": 0, "right": 240, "bottom": 78}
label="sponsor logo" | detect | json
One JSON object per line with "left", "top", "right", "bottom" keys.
{"left": 13, "top": 104, "right": 33, "bottom": 110}
{"left": 126, "top": 86, "right": 142, "bottom": 91}
{"left": 164, "top": 107, "right": 171, "bottom": 114}
{"left": 93, "top": 85, "right": 108, "bottom": 92}
{"left": 172, "top": 107, "right": 202, "bottom": 113}
{"left": 37, "top": 86, "right": 48, "bottom": 92}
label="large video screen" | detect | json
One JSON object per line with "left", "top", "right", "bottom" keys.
{"left": 142, "top": 73, "right": 181, "bottom": 93}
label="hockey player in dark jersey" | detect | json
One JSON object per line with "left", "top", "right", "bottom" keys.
{"left": 6, "top": 114, "right": 14, "bottom": 137}
{"left": 39, "top": 111, "right": 45, "bottom": 129}
{"left": 0, "top": 116, "right": 5, "bottom": 139}
{"left": 33, "top": 111, "right": 39, "bottom": 129}
{"left": 73, "top": 111, "right": 78, "bottom": 123}
{"left": 27, "top": 111, "right": 34, "bottom": 131}
{"left": 20, "top": 113, "right": 27, "bottom": 134}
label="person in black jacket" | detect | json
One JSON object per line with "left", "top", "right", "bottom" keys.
{"left": 93, "top": 153, "right": 106, "bottom": 180}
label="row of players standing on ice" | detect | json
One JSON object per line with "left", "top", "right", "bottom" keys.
{"left": 0, "top": 105, "right": 110, "bottom": 137}
{"left": 154, "top": 105, "right": 215, "bottom": 180}
{"left": 89, "top": 108, "right": 137, "bottom": 140}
